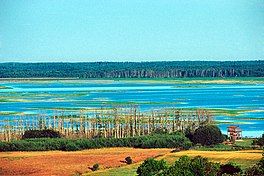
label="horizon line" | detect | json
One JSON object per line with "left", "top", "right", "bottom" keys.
{"left": 0, "top": 60, "right": 263, "bottom": 64}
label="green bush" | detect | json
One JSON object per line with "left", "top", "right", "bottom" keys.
{"left": 219, "top": 162, "right": 242, "bottom": 175}
{"left": 245, "top": 157, "right": 264, "bottom": 176}
{"left": 91, "top": 163, "right": 99, "bottom": 171}
{"left": 137, "top": 158, "right": 168, "bottom": 176}
{"left": 138, "top": 156, "right": 220, "bottom": 176}
{"left": 0, "top": 141, "right": 10, "bottom": 151}
{"left": 62, "top": 141, "right": 80, "bottom": 151}
{"left": 157, "top": 156, "right": 220, "bottom": 176}
{"left": 0, "top": 133, "right": 192, "bottom": 151}
{"left": 22, "top": 129, "right": 61, "bottom": 139}
{"left": 252, "top": 134, "right": 264, "bottom": 146}
{"left": 138, "top": 154, "right": 263, "bottom": 176}
{"left": 192, "top": 125, "right": 224, "bottom": 146}
{"left": 125, "top": 156, "right": 133, "bottom": 164}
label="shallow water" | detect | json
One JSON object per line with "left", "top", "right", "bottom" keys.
{"left": 0, "top": 80, "right": 263, "bottom": 137}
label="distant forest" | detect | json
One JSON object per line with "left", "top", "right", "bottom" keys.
{"left": 0, "top": 61, "right": 263, "bottom": 78}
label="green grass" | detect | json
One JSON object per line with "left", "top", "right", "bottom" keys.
{"left": 85, "top": 164, "right": 138, "bottom": 176}
{"left": 195, "top": 144, "right": 234, "bottom": 151}
{"left": 235, "top": 139, "right": 254, "bottom": 147}
{"left": 195, "top": 139, "right": 254, "bottom": 151}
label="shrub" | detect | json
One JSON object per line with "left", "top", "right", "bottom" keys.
{"left": 159, "top": 156, "right": 220, "bottom": 176}
{"left": 192, "top": 125, "right": 224, "bottom": 146}
{"left": 252, "top": 134, "right": 264, "bottom": 146}
{"left": 125, "top": 156, "right": 133, "bottom": 164}
{"left": 62, "top": 141, "right": 80, "bottom": 151}
{"left": 219, "top": 163, "right": 242, "bottom": 175}
{"left": 245, "top": 157, "right": 264, "bottom": 176}
{"left": 0, "top": 133, "right": 192, "bottom": 151}
{"left": 0, "top": 141, "right": 10, "bottom": 152}
{"left": 22, "top": 129, "right": 61, "bottom": 139}
{"left": 137, "top": 158, "right": 168, "bottom": 176}
{"left": 222, "top": 134, "right": 228, "bottom": 141}
{"left": 91, "top": 163, "right": 99, "bottom": 171}
{"left": 184, "top": 127, "right": 194, "bottom": 142}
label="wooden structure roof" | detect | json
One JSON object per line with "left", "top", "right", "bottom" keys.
{"left": 227, "top": 126, "right": 242, "bottom": 132}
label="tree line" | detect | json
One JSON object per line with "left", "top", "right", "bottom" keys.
{"left": 0, "top": 107, "right": 213, "bottom": 141}
{"left": 0, "top": 61, "right": 263, "bottom": 78}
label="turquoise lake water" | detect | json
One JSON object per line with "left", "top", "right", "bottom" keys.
{"left": 0, "top": 80, "right": 263, "bottom": 137}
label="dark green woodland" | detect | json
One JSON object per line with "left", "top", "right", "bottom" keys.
{"left": 0, "top": 61, "right": 263, "bottom": 78}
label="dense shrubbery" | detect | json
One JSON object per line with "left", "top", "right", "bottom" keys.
{"left": 245, "top": 157, "right": 264, "bottom": 176}
{"left": 22, "top": 129, "right": 61, "bottom": 139}
{"left": 157, "top": 156, "right": 220, "bottom": 176}
{"left": 137, "top": 158, "right": 168, "bottom": 176}
{"left": 192, "top": 125, "right": 224, "bottom": 146}
{"left": 0, "top": 133, "right": 192, "bottom": 151}
{"left": 252, "top": 134, "right": 264, "bottom": 147}
{"left": 137, "top": 156, "right": 246, "bottom": 176}
{"left": 219, "top": 163, "right": 242, "bottom": 175}
{"left": 137, "top": 156, "right": 220, "bottom": 176}
{"left": 138, "top": 155, "right": 264, "bottom": 176}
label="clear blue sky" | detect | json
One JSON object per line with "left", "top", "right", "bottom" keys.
{"left": 0, "top": 0, "right": 263, "bottom": 62}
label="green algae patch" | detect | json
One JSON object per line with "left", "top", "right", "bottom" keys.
{"left": 0, "top": 86, "right": 12, "bottom": 89}
{"left": 204, "top": 108, "right": 249, "bottom": 117}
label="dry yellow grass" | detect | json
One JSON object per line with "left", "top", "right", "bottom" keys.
{"left": 0, "top": 147, "right": 171, "bottom": 176}
{"left": 1, "top": 149, "right": 262, "bottom": 176}
{"left": 160, "top": 150, "right": 263, "bottom": 167}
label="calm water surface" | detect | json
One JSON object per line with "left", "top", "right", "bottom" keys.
{"left": 0, "top": 80, "right": 263, "bottom": 137}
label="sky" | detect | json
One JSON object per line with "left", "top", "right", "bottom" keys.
{"left": 0, "top": 0, "right": 263, "bottom": 62}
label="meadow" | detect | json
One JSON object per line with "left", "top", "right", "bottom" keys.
{"left": 1, "top": 148, "right": 262, "bottom": 176}
{"left": 85, "top": 149, "right": 263, "bottom": 176}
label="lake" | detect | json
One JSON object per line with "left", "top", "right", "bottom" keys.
{"left": 0, "top": 79, "right": 263, "bottom": 137}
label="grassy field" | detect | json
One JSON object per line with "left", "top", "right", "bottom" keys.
{"left": 0, "top": 148, "right": 171, "bottom": 176}
{"left": 1, "top": 147, "right": 260, "bottom": 176}
{"left": 84, "top": 149, "right": 263, "bottom": 176}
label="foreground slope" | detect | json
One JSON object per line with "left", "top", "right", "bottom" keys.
{"left": 0, "top": 148, "right": 262, "bottom": 176}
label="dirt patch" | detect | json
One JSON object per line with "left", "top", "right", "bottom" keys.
{"left": 0, "top": 148, "right": 171, "bottom": 176}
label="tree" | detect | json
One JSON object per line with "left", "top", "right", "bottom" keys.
{"left": 1, "top": 61, "right": 263, "bottom": 78}
{"left": 245, "top": 157, "right": 264, "bottom": 176}
{"left": 252, "top": 133, "right": 264, "bottom": 146}
{"left": 192, "top": 125, "right": 224, "bottom": 146}
{"left": 136, "top": 158, "right": 168, "bottom": 176}
{"left": 157, "top": 156, "right": 220, "bottom": 176}
{"left": 22, "top": 129, "right": 61, "bottom": 139}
